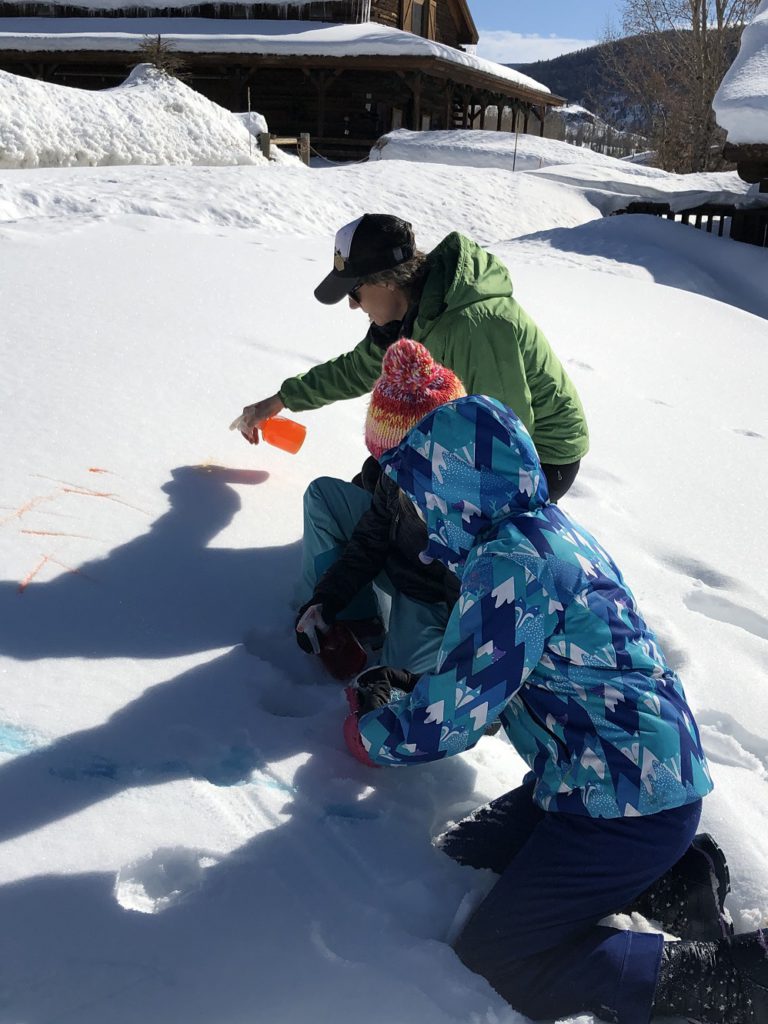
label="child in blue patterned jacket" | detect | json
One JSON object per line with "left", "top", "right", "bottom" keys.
{"left": 343, "top": 394, "right": 768, "bottom": 1024}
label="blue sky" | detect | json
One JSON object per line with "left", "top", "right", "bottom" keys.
{"left": 472, "top": 0, "right": 624, "bottom": 64}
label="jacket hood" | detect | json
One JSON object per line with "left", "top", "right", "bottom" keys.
{"left": 380, "top": 396, "right": 549, "bottom": 574}
{"left": 415, "top": 233, "right": 513, "bottom": 337}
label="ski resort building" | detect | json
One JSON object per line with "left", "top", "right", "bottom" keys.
{"left": 0, "top": 0, "right": 561, "bottom": 158}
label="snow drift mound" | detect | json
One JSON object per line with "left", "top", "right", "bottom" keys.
{"left": 369, "top": 128, "right": 635, "bottom": 172}
{"left": 0, "top": 65, "right": 268, "bottom": 169}
{"left": 714, "top": 0, "right": 768, "bottom": 144}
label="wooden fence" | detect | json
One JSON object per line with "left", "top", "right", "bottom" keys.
{"left": 611, "top": 201, "right": 768, "bottom": 248}
{"left": 258, "top": 132, "right": 311, "bottom": 165}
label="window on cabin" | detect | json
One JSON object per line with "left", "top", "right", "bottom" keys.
{"left": 411, "top": 1, "right": 428, "bottom": 37}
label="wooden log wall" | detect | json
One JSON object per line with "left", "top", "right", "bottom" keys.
{"left": 370, "top": 0, "right": 399, "bottom": 29}
{"left": 0, "top": 0, "right": 365, "bottom": 18}
{"left": 435, "top": 0, "right": 461, "bottom": 46}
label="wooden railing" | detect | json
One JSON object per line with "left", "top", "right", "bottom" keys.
{"left": 257, "top": 132, "right": 311, "bottom": 165}
{"left": 611, "top": 201, "right": 768, "bottom": 248}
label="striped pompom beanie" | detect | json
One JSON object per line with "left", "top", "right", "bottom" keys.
{"left": 365, "top": 339, "right": 466, "bottom": 459}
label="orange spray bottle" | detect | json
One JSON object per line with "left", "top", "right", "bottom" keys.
{"left": 258, "top": 416, "right": 307, "bottom": 454}
{"left": 230, "top": 412, "right": 307, "bottom": 453}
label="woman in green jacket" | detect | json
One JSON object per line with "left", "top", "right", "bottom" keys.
{"left": 237, "top": 213, "right": 588, "bottom": 500}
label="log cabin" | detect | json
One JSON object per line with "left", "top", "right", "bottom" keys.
{"left": 0, "top": 0, "right": 563, "bottom": 158}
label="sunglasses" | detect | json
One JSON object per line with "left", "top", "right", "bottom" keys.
{"left": 348, "top": 282, "right": 363, "bottom": 303}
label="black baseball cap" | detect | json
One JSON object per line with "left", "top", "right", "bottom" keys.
{"left": 314, "top": 213, "right": 416, "bottom": 305}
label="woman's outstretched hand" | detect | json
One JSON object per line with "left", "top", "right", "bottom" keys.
{"left": 230, "top": 393, "right": 285, "bottom": 444}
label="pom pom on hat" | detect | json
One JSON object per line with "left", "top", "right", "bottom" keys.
{"left": 365, "top": 339, "right": 466, "bottom": 459}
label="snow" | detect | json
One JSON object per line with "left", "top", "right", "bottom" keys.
{"left": 370, "top": 128, "right": 761, "bottom": 213}
{"left": 371, "top": 127, "right": 628, "bottom": 171}
{"left": 0, "top": 18, "right": 550, "bottom": 94}
{"left": 1, "top": 133, "right": 768, "bottom": 1024}
{"left": 0, "top": 65, "right": 271, "bottom": 168}
{"left": 714, "top": 0, "right": 768, "bottom": 144}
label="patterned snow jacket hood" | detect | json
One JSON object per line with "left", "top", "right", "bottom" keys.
{"left": 364, "top": 396, "right": 713, "bottom": 819}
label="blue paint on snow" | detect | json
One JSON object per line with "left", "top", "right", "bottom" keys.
{"left": 46, "top": 745, "right": 294, "bottom": 792}
{"left": 0, "top": 723, "right": 43, "bottom": 756}
{"left": 323, "top": 804, "right": 380, "bottom": 822}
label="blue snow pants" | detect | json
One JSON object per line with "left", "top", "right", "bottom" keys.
{"left": 300, "top": 476, "right": 451, "bottom": 675}
{"left": 443, "top": 779, "right": 702, "bottom": 1024}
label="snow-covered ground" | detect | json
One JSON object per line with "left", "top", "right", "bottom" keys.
{"left": 714, "top": 0, "right": 768, "bottom": 144}
{"left": 1, "top": 138, "right": 768, "bottom": 1024}
{"left": 369, "top": 128, "right": 764, "bottom": 212}
{"left": 370, "top": 126, "right": 634, "bottom": 171}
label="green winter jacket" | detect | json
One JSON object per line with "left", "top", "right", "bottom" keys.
{"left": 279, "top": 232, "right": 588, "bottom": 465}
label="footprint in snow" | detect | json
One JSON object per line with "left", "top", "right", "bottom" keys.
{"left": 684, "top": 589, "right": 768, "bottom": 643}
{"left": 732, "top": 428, "right": 765, "bottom": 440}
{"left": 663, "top": 554, "right": 736, "bottom": 591}
{"left": 254, "top": 676, "right": 334, "bottom": 719}
{"left": 696, "top": 710, "right": 768, "bottom": 779}
{"left": 115, "top": 847, "right": 221, "bottom": 914}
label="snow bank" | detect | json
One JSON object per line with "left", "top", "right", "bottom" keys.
{"left": 714, "top": 0, "right": 768, "bottom": 144}
{"left": 368, "top": 129, "right": 755, "bottom": 212}
{"left": 0, "top": 64, "right": 267, "bottom": 168}
{"left": 0, "top": 160, "right": 601, "bottom": 242}
{"left": 370, "top": 127, "right": 624, "bottom": 171}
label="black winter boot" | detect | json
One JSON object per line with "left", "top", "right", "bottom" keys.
{"left": 626, "top": 833, "right": 733, "bottom": 940}
{"left": 653, "top": 930, "right": 768, "bottom": 1022}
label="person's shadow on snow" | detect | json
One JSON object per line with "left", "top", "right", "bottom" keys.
{"left": 0, "top": 637, "right": 313, "bottom": 843}
{"left": 0, "top": 465, "right": 296, "bottom": 660}
{"left": 0, "top": 652, "right": 496, "bottom": 1024}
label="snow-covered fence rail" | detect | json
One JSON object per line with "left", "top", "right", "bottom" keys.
{"left": 612, "top": 201, "right": 768, "bottom": 248}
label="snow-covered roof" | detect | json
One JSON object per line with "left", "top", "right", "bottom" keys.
{"left": 713, "top": 0, "right": 768, "bottom": 144}
{"left": 0, "top": 18, "right": 551, "bottom": 95}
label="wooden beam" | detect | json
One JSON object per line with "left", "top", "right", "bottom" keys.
{"left": 427, "top": 0, "right": 436, "bottom": 40}
{"left": 0, "top": 46, "right": 561, "bottom": 106}
{"left": 302, "top": 67, "right": 344, "bottom": 138}
{"left": 409, "top": 72, "right": 422, "bottom": 130}
{"left": 443, "top": 82, "right": 454, "bottom": 131}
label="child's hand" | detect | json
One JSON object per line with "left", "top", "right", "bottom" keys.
{"left": 295, "top": 603, "right": 331, "bottom": 654}
{"left": 353, "top": 666, "right": 418, "bottom": 714}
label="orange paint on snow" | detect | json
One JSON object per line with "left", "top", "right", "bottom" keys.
{"left": 17, "top": 555, "right": 52, "bottom": 594}
{"left": 49, "top": 556, "right": 91, "bottom": 580}
{"left": 0, "top": 494, "right": 57, "bottom": 526}
{"left": 17, "top": 554, "right": 91, "bottom": 594}
{"left": 21, "top": 530, "right": 92, "bottom": 539}
{"left": 61, "top": 486, "right": 150, "bottom": 516}
{"left": 88, "top": 468, "right": 109, "bottom": 474}
{"left": 62, "top": 486, "right": 114, "bottom": 498}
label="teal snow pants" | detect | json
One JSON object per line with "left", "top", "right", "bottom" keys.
{"left": 300, "top": 476, "right": 451, "bottom": 675}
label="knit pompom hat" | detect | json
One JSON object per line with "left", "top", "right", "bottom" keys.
{"left": 365, "top": 339, "right": 466, "bottom": 459}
